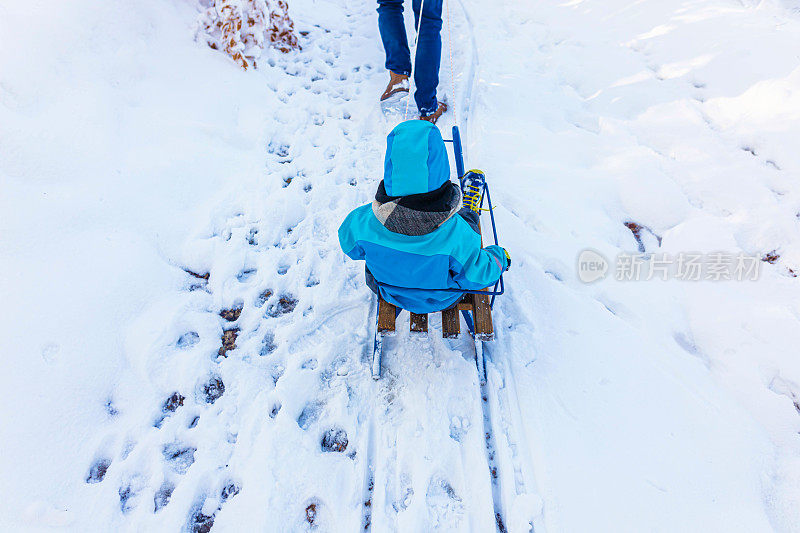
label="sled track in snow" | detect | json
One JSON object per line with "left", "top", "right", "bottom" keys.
{"left": 360, "top": 321, "right": 533, "bottom": 532}
{"left": 481, "top": 341, "right": 543, "bottom": 532}
{"left": 360, "top": 1, "right": 537, "bottom": 530}
{"left": 478, "top": 345, "right": 510, "bottom": 533}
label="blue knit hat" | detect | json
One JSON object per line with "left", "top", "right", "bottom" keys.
{"left": 383, "top": 120, "right": 450, "bottom": 196}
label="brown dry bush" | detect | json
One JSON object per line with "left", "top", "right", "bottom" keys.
{"left": 199, "top": 0, "right": 300, "bottom": 69}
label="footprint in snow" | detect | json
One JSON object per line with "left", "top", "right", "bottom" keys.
{"left": 183, "top": 269, "right": 209, "bottom": 291}
{"left": 188, "top": 508, "right": 214, "bottom": 533}
{"left": 448, "top": 414, "right": 471, "bottom": 443}
{"left": 269, "top": 401, "right": 282, "bottom": 418}
{"left": 300, "top": 498, "right": 328, "bottom": 530}
{"left": 105, "top": 399, "right": 119, "bottom": 417}
{"left": 154, "top": 391, "right": 185, "bottom": 427}
{"left": 256, "top": 288, "right": 273, "bottom": 308}
{"left": 118, "top": 475, "right": 145, "bottom": 514}
{"left": 85, "top": 458, "right": 111, "bottom": 484}
{"left": 186, "top": 478, "right": 242, "bottom": 530}
{"left": 391, "top": 473, "right": 414, "bottom": 513}
{"left": 267, "top": 294, "right": 298, "bottom": 317}
{"left": 261, "top": 332, "right": 278, "bottom": 356}
{"left": 270, "top": 363, "right": 285, "bottom": 385}
{"left": 247, "top": 227, "right": 258, "bottom": 245}
{"left": 200, "top": 375, "right": 225, "bottom": 404}
{"left": 177, "top": 331, "right": 200, "bottom": 349}
{"left": 320, "top": 427, "right": 348, "bottom": 453}
{"left": 154, "top": 481, "right": 174, "bottom": 513}
{"left": 237, "top": 268, "right": 257, "bottom": 282}
{"left": 162, "top": 442, "right": 196, "bottom": 474}
{"left": 425, "top": 474, "right": 464, "bottom": 529}
{"left": 297, "top": 400, "right": 325, "bottom": 430}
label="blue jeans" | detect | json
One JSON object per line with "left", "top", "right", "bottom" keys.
{"left": 377, "top": 0, "right": 443, "bottom": 115}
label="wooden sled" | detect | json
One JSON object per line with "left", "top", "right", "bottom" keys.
{"left": 376, "top": 293, "right": 494, "bottom": 340}
{"left": 373, "top": 291, "right": 493, "bottom": 384}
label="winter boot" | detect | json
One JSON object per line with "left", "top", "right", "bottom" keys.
{"left": 419, "top": 101, "right": 448, "bottom": 124}
{"left": 461, "top": 169, "right": 486, "bottom": 213}
{"left": 380, "top": 71, "right": 410, "bottom": 101}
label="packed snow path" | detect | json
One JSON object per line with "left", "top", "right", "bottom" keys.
{"left": 4, "top": 0, "right": 800, "bottom": 531}
{"left": 22, "top": 0, "right": 537, "bottom": 530}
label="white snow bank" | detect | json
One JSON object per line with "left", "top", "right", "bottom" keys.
{"left": 466, "top": 0, "right": 800, "bottom": 530}
{"left": 1, "top": 0, "right": 273, "bottom": 526}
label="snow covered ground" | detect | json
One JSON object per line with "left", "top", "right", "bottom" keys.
{"left": 2, "top": 0, "right": 800, "bottom": 531}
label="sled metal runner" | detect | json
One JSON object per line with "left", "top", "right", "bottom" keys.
{"left": 372, "top": 125, "right": 503, "bottom": 385}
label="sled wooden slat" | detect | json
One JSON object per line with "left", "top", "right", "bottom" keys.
{"left": 441, "top": 307, "right": 460, "bottom": 338}
{"left": 457, "top": 294, "right": 473, "bottom": 311}
{"left": 473, "top": 291, "right": 494, "bottom": 340}
{"left": 378, "top": 298, "right": 397, "bottom": 334}
{"left": 410, "top": 313, "right": 428, "bottom": 333}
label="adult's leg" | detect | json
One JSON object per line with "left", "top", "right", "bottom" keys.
{"left": 377, "top": 0, "right": 412, "bottom": 76}
{"left": 411, "top": 0, "right": 443, "bottom": 115}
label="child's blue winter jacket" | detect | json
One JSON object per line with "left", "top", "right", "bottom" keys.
{"left": 338, "top": 120, "right": 507, "bottom": 314}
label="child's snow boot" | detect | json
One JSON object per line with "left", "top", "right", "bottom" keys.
{"left": 461, "top": 170, "right": 486, "bottom": 213}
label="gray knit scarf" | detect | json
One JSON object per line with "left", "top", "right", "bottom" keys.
{"left": 371, "top": 180, "right": 461, "bottom": 236}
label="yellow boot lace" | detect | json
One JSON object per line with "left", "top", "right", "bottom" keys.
{"left": 463, "top": 169, "right": 485, "bottom": 213}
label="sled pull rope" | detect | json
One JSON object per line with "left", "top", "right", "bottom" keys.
{"left": 404, "top": 0, "right": 458, "bottom": 122}
{"left": 445, "top": 0, "right": 457, "bottom": 125}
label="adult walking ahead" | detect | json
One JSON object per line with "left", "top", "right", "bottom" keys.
{"left": 377, "top": 0, "right": 448, "bottom": 124}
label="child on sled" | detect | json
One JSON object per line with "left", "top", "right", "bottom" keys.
{"left": 338, "top": 120, "right": 510, "bottom": 314}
